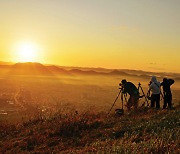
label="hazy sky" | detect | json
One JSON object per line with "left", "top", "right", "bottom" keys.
{"left": 0, "top": 0, "right": 180, "bottom": 72}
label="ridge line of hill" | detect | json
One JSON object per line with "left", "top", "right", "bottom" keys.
{"left": 0, "top": 62, "right": 179, "bottom": 79}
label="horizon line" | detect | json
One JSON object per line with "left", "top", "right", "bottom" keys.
{"left": 0, "top": 60, "right": 180, "bottom": 75}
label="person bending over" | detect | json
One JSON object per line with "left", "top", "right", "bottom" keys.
{"left": 121, "top": 79, "right": 139, "bottom": 111}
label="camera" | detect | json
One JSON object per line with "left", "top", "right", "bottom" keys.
{"left": 148, "top": 81, "right": 152, "bottom": 86}
{"left": 119, "top": 83, "right": 124, "bottom": 89}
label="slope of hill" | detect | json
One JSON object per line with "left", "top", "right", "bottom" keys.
{"left": 46, "top": 65, "right": 72, "bottom": 76}
{"left": 0, "top": 65, "right": 12, "bottom": 74}
{"left": 0, "top": 65, "right": 12, "bottom": 69}
{"left": 0, "top": 106, "right": 179, "bottom": 153}
{"left": 0, "top": 61, "right": 14, "bottom": 65}
{"left": 108, "top": 70, "right": 129, "bottom": 76}
{"left": 8, "top": 62, "right": 54, "bottom": 76}
{"left": 57, "top": 66, "right": 112, "bottom": 73}
{"left": 69, "top": 69, "right": 104, "bottom": 76}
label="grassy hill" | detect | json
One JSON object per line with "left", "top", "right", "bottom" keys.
{"left": 0, "top": 106, "right": 179, "bottom": 153}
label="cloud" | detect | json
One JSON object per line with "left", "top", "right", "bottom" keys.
{"left": 148, "top": 62, "right": 166, "bottom": 66}
{"left": 146, "top": 62, "right": 167, "bottom": 72}
{"left": 147, "top": 66, "right": 165, "bottom": 71}
{"left": 149, "top": 62, "right": 157, "bottom": 65}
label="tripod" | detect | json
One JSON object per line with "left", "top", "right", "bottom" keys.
{"left": 108, "top": 82, "right": 149, "bottom": 115}
{"left": 107, "top": 88, "right": 127, "bottom": 115}
{"left": 138, "top": 82, "right": 149, "bottom": 107}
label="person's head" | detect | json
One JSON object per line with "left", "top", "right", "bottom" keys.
{"left": 163, "top": 78, "right": 168, "bottom": 82}
{"left": 121, "top": 79, "right": 127, "bottom": 85}
{"left": 151, "top": 76, "right": 157, "bottom": 83}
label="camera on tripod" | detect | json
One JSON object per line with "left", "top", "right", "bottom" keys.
{"left": 119, "top": 83, "right": 123, "bottom": 89}
{"left": 108, "top": 81, "right": 149, "bottom": 115}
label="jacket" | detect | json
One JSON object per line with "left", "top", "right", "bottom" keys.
{"left": 149, "top": 76, "right": 161, "bottom": 95}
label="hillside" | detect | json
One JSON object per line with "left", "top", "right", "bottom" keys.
{"left": 46, "top": 65, "right": 72, "bottom": 76}
{"left": 8, "top": 62, "right": 54, "bottom": 76}
{"left": 0, "top": 106, "right": 179, "bottom": 153}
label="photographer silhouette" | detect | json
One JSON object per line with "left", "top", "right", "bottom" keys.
{"left": 121, "top": 79, "right": 139, "bottom": 111}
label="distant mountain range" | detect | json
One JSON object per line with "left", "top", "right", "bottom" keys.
{"left": 0, "top": 62, "right": 179, "bottom": 80}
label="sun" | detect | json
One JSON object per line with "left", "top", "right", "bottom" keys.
{"left": 16, "top": 42, "right": 39, "bottom": 62}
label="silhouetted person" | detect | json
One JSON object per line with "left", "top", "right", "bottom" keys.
{"left": 121, "top": 79, "right": 139, "bottom": 111}
{"left": 148, "top": 76, "right": 161, "bottom": 109}
{"left": 161, "top": 78, "right": 174, "bottom": 109}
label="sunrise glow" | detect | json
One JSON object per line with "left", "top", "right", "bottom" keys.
{"left": 0, "top": 1, "right": 179, "bottom": 72}
{"left": 16, "top": 42, "right": 39, "bottom": 62}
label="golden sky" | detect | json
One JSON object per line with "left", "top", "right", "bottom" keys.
{"left": 0, "top": 0, "right": 180, "bottom": 73}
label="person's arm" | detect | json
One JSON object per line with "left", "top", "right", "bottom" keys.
{"left": 122, "top": 85, "right": 127, "bottom": 94}
{"left": 147, "top": 86, "right": 152, "bottom": 98}
{"left": 122, "top": 88, "right": 127, "bottom": 93}
{"left": 148, "top": 82, "right": 155, "bottom": 95}
{"left": 149, "top": 83, "right": 153, "bottom": 91}
{"left": 168, "top": 79, "right": 174, "bottom": 85}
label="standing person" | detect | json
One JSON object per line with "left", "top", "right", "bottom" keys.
{"left": 148, "top": 76, "right": 161, "bottom": 109}
{"left": 161, "top": 78, "right": 174, "bottom": 109}
{"left": 121, "top": 79, "right": 139, "bottom": 111}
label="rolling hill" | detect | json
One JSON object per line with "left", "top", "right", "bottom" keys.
{"left": 8, "top": 62, "right": 54, "bottom": 76}
{"left": 46, "top": 65, "right": 72, "bottom": 76}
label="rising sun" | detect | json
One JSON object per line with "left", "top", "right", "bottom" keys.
{"left": 16, "top": 42, "right": 39, "bottom": 62}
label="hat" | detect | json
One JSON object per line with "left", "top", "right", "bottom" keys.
{"left": 121, "top": 79, "right": 127, "bottom": 84}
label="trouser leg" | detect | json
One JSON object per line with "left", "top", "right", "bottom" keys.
{"left": 156, "top": 94, "right": 160, "bottom": 109}
{"left": 127, "top": 96, "right": 133, "bottom": 111}
{"left": 163, "top": 94, "right": 168, "bottom": 109}
{"left": 133, "top": 95, "right": 139, "bottom": 110}
{"left": 151, "top": 94, "right": 155, "bottom": 108}
{"left": 167, "top": 94, "right": 172, "bottom": 108}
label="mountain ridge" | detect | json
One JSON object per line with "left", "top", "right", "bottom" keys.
{"left": 0, "top": 62, "right": 179, "bottom": 78}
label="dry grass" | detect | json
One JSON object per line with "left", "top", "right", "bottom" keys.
{"left": 0, "top": 105, "right": 179, "bottom": 153}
